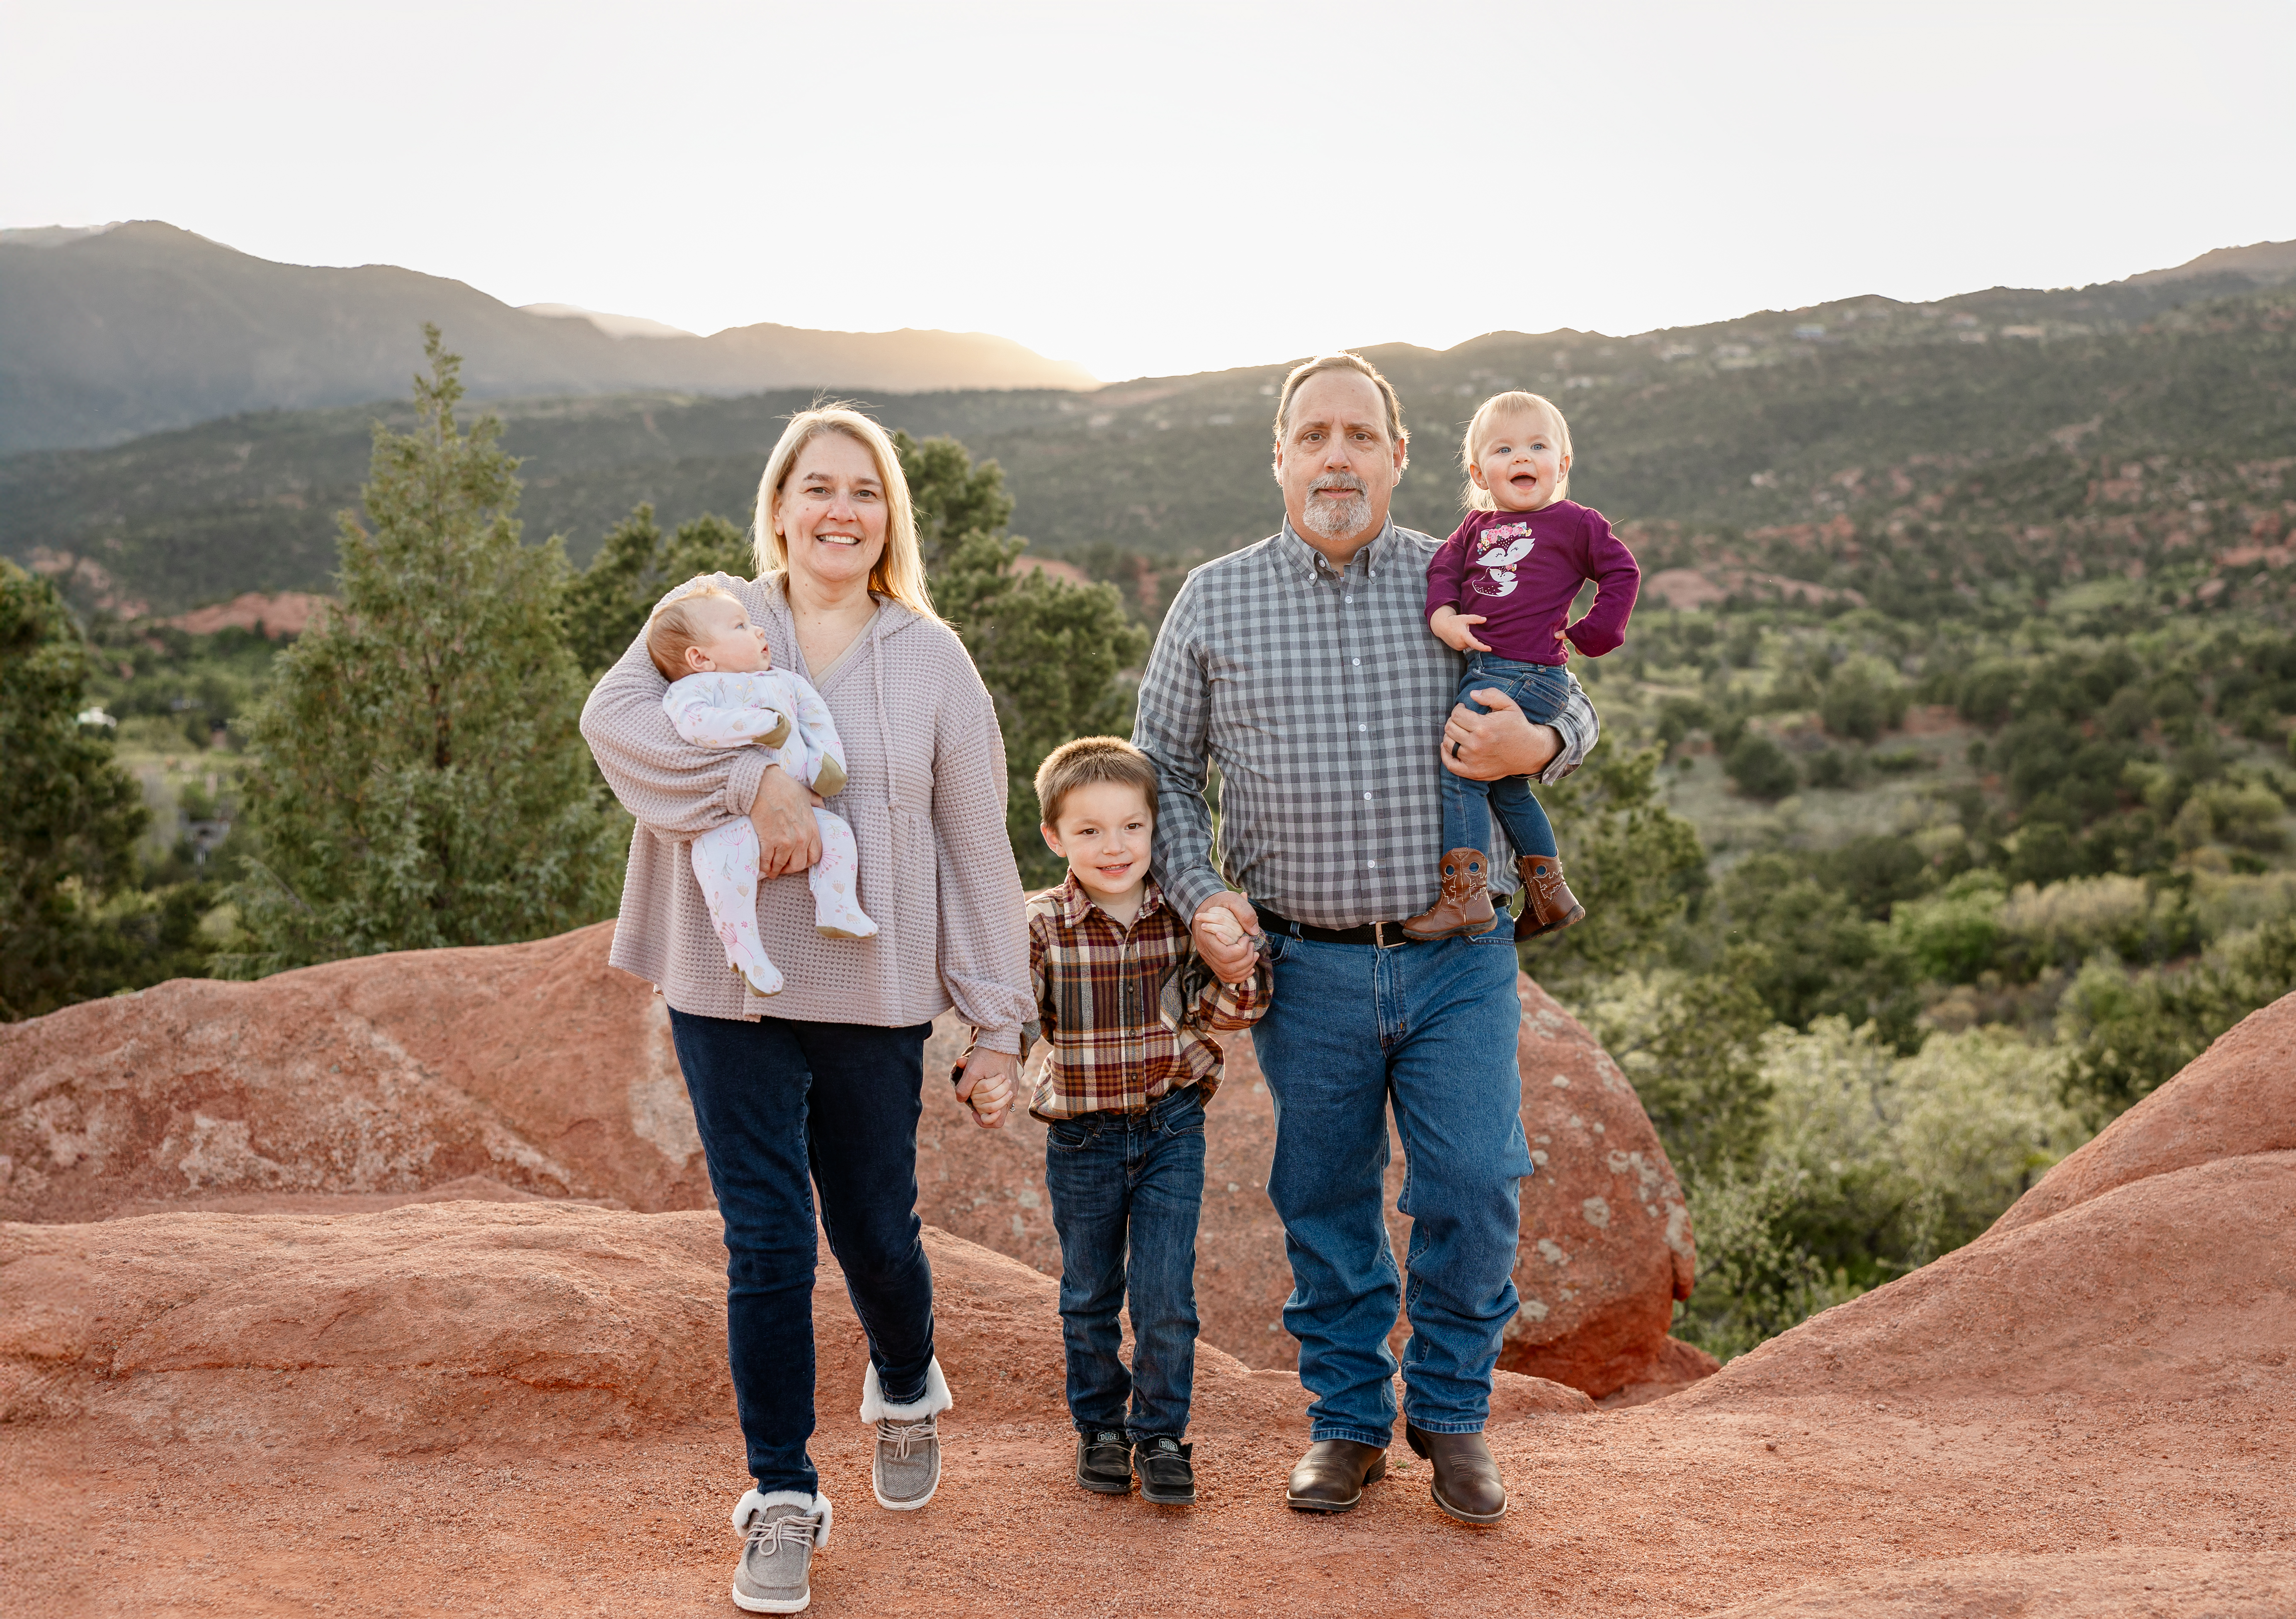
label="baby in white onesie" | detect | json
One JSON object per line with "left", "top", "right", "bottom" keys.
{"left": 646, "top": 581, "right": 874, "bottom": 996}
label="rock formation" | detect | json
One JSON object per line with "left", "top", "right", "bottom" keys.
{"left": 2, "top": 923, "right": 1699, "bottom": 1398}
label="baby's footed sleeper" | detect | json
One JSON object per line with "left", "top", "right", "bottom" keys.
{"left": 689, "top": 809, "right": 873, "bottom": 997}
{"left": 662, "top": 666, "right": 875, "bottom": 997}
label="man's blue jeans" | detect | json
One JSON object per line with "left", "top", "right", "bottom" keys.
{"left": 668, "top": 1009, "right": 937, "bottom": 1497}
{"left": 1042, "top": 1083, "right": 1206, "bottom": 1442}
{"left": 1254, "top": 927, "right": 1533, "bottom": 1444}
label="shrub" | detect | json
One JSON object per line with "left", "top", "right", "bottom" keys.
{"left": 1888, "top": 870, "right": 2006, "bottom": 983}
{"left": 1726, "top": 732, "right": 1799, "bottom": 800}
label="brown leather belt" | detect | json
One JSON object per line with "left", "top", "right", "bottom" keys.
{"left": 1256, "top": 909, "right": 1422, "bottom": 949}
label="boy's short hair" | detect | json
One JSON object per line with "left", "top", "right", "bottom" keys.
{"left": 646, "top": 582, "right": 742, "bottom": 680}
{"left": 1035, "top": 736, "right": 1160, "bottom": 827}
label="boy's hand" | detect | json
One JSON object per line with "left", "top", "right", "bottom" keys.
{"left": 1192, "top": 893, "right": 1262, "bottom": 985}
{"left": 955, "top": 1049, "right": 1019, "bottom": 1129}
{"left": 1431, "top": 607, "right": 1492, "bottom": 654}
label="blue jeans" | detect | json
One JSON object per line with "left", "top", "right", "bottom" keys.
{"left": 1253, "top": 927, "right": 1534, "bottom": 1444}
{"left": 1442, "top": 653, "right": 1571, "bottom": 860}
{"left": 1042, "top": 1084, "right": 1207, "bottom": 1441}
{"left": 668, "top": 1009, "right": 937, "bottom": 1497}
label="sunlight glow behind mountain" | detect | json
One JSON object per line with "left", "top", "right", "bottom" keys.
{"left": 4, "top": 1, "right": 2291, "bottom": 381}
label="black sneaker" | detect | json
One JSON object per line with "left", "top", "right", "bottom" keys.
{"left": 1075, "top": 1430, "right": 1132, "bottom": 1494}
{"left": 1134, "top": 1436, "right": 1196, "bottom": 1505}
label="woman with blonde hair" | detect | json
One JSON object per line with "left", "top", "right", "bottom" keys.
{"left": 581, "top": 405, "right": 1032, "bottom": 1614}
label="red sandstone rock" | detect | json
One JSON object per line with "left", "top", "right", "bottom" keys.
{"left": 1990, "top": 991, "right": 2296, "bottom": 1236}
{"left": 0, "top": 922, "right": 711, "bottom": 1222}
{"left": 1, "top": 930, "right": 1691, "bottom": 1399}
{"left": 1682, "top": 1150, "right": 2296, "bottom": 1410}
{"left": 1595, "top": 1335, "right": 1724, "bottom": 1409}
{"left": 1, "top": 927, "right": 1696, "bottom": 1400}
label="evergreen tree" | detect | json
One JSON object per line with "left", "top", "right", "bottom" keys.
{"left": 0, "top": 560, "right": 149, "bottom": 1018}
{"left": 218, "top": 327, "right": 620, "bottom": 975}
{"left": 561, "top": 504, "right": 750, "bottom": 676}
{"left": 898, "top": 432, "right": 1148, "bottom": 887}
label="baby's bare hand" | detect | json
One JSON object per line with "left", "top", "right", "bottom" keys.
{"left": 1433, "top": 609, "right": 1493, "bottom": 654}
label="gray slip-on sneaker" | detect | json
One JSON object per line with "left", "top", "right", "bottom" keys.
{"left": 860, "top": 1358, "right": 951, "bottom": 1511}
{"left": 729, "top": 1489, "right": 831, "bottom": 1615}
{"left": 872, "top": 1414, "right": 940, "bottom": 1510}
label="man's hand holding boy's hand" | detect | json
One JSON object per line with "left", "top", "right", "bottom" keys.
{"left": 954, "top": 1048, "right": 1019, "bottom": 1129}
{"left": 1192, "top": 893, "right": 1262, "bottom": 985}
{"left": 1430, "top": 606, "right": 1492, "bottom": 654}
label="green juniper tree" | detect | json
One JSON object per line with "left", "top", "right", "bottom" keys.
{"left": 218, "top": 327, "right": 621, "bottom": 975}
{"left": 896, "top": 432, "right": 1149, "bottom": 887}
{"left": 0, "top": 560, "right": 149, "bottom": 1018}
{"left": 561, "top": 504, "right": 750, "bottom": 677}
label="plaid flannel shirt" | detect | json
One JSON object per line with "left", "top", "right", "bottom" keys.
{"left": 1026, "top": 874, "right": 1272, "bottom": 1121}
{"left": 1133, "top": 519, "right": 1599, "bottom": 930}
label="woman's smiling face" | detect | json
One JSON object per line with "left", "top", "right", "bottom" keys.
{"left": 774, "top": 430, "right": 890, "bottom": 592}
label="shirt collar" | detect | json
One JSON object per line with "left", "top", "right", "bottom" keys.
{"left": 1274, "top": 517, "right": 1398, "bottom": 584}
{"left": 1054, "top": 870, "right": 1167, "bottom": 930}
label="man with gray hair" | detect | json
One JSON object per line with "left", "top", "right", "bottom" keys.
{"left": 1132, "top": 352, "right": 1597, "bottom": 1522}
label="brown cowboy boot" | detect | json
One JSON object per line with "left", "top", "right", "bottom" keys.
{"left": 1401, "top": 848, "right": 1497, "bottom": 941}
{"left": 1405, "top": 1425, "right": 1508, "bottom": 1524}
{"left": 1514, "top": 855, "right": 1585, "bottom": 939}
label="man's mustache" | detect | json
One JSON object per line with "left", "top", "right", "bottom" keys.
{"left": 1310, "top": 474, "right": 1366, "bottom": 494}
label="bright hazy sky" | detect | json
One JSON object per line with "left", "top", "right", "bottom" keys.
{"left": 5, "top": 1, "right": 2291, "bottom": 382}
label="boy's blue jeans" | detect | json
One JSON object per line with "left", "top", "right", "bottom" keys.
{"left": 1043, "top": 1083, "right": 1207, "bottom": 1442}
{"left": 1254, "top": 925, "right": 1534, "bottom": 1443}
{"left": 668, "top": 1009, "right": 937, "bottom": 1498}
{"left": 1442, "top": 653, "right": 1571, "bottom": 860}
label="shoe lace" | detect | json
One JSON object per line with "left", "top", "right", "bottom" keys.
{"left": 876, "top": 1414, "right": 937, "bottom": 1459}
{"left": 745, "top": 1510, "right": 821, "bottom": 1555}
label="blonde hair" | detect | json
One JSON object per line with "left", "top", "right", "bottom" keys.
{"left": 645, "top": 582, "right": 743, "bottom": 680}
{"left": 1462, "top": 391, "right": 1573, "bottom": 510}
{"left": 752, "top": 405, "right": 938, "bottom": 621}
{"left": 1034, "top": 735, "right": 1160, "bottom": 828}
{"left": 1272, "top": 352, "right": 1410, "bottom": 457}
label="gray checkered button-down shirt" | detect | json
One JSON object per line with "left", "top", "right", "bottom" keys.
{"left": 1135, "top": 519, "right": 1599, "bottom": 931}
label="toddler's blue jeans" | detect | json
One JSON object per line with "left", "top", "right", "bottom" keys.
{"left": 1441, "top": 653, "right": 1570, "bottom": 859}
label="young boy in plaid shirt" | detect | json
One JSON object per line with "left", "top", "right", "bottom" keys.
{"left": 1011, "top": 736, "right": 1272, "bottom": 1506}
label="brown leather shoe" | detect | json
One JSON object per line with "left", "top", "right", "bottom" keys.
{"left": 1405, "top": 1425, "right": 1508, "bottom": 1524}
{"left": 1284, "top": 1439, "right": 1388, "bottom": 1512}
{"left": 1401, "top": 848, "right": 1498, "bottom": 941}
{"left": 1514, "top": 856, "right": 1585, "bottom": 940}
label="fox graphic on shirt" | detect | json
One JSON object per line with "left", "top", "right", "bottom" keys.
{"left": 1470, "top": 523, "right": 1538, "bottom": 598}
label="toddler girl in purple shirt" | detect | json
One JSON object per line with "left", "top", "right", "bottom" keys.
{"left": 1401, "top": 391, "right": 1641, "bottom": 943}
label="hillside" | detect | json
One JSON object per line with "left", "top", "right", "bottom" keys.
{"left": 5, "top": 262, "right": 2291, "bottom": 619}
{"left": 0, "top": 221, "right": 1097, "bottom": 453}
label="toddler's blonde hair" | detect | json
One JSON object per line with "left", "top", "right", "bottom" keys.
{"left": 1462, "top": 391, "right": 1573, "bottom": 510}
{"left": 646, "top": 582, "right": 744, "bottom": 680}
{"left": 1034, "top": 735, "right": 1160, "bottom": 828}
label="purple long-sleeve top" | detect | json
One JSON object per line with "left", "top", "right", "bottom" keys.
{"left": 1424, "top": 500, "right": 1641, "bottom": 666}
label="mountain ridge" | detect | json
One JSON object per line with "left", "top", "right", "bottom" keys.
{"left": 0, "top": 221, "right": 1099, "bottom": 453}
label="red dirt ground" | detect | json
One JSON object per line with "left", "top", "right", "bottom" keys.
{"left": 4, "top": 972, "right": 2291, "bottom": 1614}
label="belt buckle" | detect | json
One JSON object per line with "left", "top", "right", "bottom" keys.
{"left": 1372, "top": 920, "right": 1395, "bottom": 949}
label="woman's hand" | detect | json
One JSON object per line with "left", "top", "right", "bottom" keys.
{"left": 1444, "top": 687, "right": 1563, "bottom": 781}
{"left": 749, "top": 765, "right": 824, "bottom": 877}
{"left": 956, "top": 1049, "right": 1020, "bottom": 1129}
